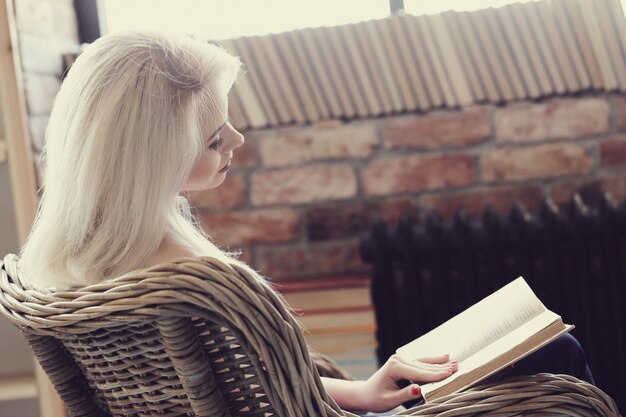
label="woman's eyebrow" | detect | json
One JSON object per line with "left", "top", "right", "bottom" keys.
{"left": 207, "top": 120, "right": 228, "bottom": 141}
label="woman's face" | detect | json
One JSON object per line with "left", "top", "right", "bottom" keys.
{"left": 183, "top": 99, "right": 244, "bottom": 192}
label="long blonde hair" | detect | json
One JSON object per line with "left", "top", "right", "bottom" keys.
{"left": 20, "top": 31, "right": 245, "bottom": 288}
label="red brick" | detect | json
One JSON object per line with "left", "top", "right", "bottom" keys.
{"left": 481, "top": 144, "right": 593, "bottom": 182}
{"left": 255, "top": 239, "right": 370, "bottom": 281}
{"left": 599, "top": 135, "right": 626, "bottom": 167}
{"left": 616, "top": 96, "right": 626, "bottom": 130}
{"left": 384, "top": 106, "right": 491, "bottom": 150}
{"left": 305, "top": 199, "right": 413, "bottom": 241}
{"left": 419, "top": 185, "right": 544, "bottom": 220}
{"left": 197, "top": 208, "right": 299, "bottom": 246}
{"left": 251, "top": 164, "right": 357, "bottom": 206}
{"left": 187, "top": 173, "right": 246, "bottom": 210}
{"left": 361, "top": 154, "right": 476, "bottom": 196}
{"left": 551, "top": 175, "right": 626, "bottom": 207}
{"left": 232, "top": 247, "right": 253, "bottom": 266}
{"left": 259, "top": 122, "right": 379, "bottom": 167}
{"left": 232, "top": 135, "right": 257, "bottom": 169}
{"left": 495, "top": 98, "right": 609, "bottom": 142}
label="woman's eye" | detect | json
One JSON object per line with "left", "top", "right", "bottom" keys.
{"left": 208, "top": 137, "right": 224, "bottom": 151}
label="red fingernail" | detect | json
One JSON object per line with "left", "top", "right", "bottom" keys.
{"left": 412, "top": 385, "right": 421, "bottom": 396}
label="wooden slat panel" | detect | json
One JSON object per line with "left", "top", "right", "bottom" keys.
{"left": 326, "top": 25, "right": 369, "bottom": 117}
{"left": 524, "top": 2, "right": 567, "bottom": 94}
{"left": 351, "top": 21, "right": 394, "bottom": 113}
{"left": 564, "top": 0, "right": 605, "bottom": 90}
{"left": 481, "top": 8, "right": 526, "bottom": 100}
{"left": 428, "top": 13, "right": 473, "bottom": 106}
{"left": 606, "top": 0, "right": 626, "bottom": 92}
{"left": 418, "top": 15, "right": 458, "bottom": 107}
{"left": 495, "top": 5, "right": 541, "bottom": 98}
{"left": 442, "top": 11, "right": 485, "bottom": 102}
{"left": 339, "top": 23, "right": 383, "bottom": 116}
{"left": 376, "top": 17, "right": 418, "bottom": 110}
{"left": 257, "top": 35, "right": 306, "bottom": 123}
{"left": 223, "top": 0, "right": 626, "bottom": 129}
{"left": 273, "top": 32, "right": 320, "bottom": 121}
{"left": 576, "top": 0, "right": 619, "bottom": 90}
{"left": 246, "top": 36, "right": 293, "bottom": 123}
{"left": 552, "top": 0, "right": 592, "bottom": 90}
{"left": 472, "top": 10, "right": 515, "bottom": 101}
{"left": 288, "top": 30, "right": 333, "bottom": 119}
{"left": 455, "top": 11, "right": 501, "bottom": 102}
{"left": 535, "top": 1, "right": 580, "bottom": 92}
{"left": 360, "top": 20, "right": 404, "bottom": 112}
{"left": 401, "top": 15, "right": 442, "bottom": 109}
{"left": 311, "top": 28, "right": 356, "bottom": 117}
{"left": 509, "top": 3, "right": 554, "bottom": 95}
{"left": 592, "top": 0, "right": 626, "bottom": 90}
{"left": 387, "top": 15, "right": 427, "bottom": 109}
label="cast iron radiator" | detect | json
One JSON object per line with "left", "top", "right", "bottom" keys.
{"left": 360, "top": 193, "right": 625, "bottom": 410}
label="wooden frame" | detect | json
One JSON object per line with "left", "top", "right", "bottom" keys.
{"left": 0, "top": 0, "right": 66, "bottom": 416}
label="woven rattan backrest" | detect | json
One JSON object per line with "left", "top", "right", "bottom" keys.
{"left": 0, "top": 254, "right": 347, "bottom": 417}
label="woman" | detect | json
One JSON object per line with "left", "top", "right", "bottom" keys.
{"left": 18, "top": 31, "right": 591, "bottom": 414}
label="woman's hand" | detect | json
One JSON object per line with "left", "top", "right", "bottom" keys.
{"left": 360, "top": 353, "right": 458, "bottom": 412}
{"left": 321, "top": 354, "right": 458, "bottom": 413}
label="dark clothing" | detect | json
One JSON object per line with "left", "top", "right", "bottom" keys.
{"left": 507, "top": 333, "right": 595, "bottom": 384}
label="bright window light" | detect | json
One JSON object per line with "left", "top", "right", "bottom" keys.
{"left": 101, "top": 0, "right": 626, "bottom": 40}
{"left": 101, "top": 0, "right": 389, "bottom": 40}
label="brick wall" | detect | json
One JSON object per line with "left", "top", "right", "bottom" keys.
{"left": 11, "top": 1, "right": 626, "bottom": 283}
{"left": 191, "top": 94, "right": 626, "bottom": 281}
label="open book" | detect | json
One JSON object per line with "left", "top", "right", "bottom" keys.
{"left": 396, "top": 277, "right": 573, "bottom": 402}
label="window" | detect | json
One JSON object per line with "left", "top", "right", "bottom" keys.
{"left": 100, "top": 0, "right": 390, "bottom": 39}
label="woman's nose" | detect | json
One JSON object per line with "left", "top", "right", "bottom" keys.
{"left": 225, "top": 123, "right": 244, "bottom": 151}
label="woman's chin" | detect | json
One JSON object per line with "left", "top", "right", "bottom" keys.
{"left": 181, "top": 179, "right": 223, "bottom": 193}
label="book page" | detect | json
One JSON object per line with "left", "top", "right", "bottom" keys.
{"left": 422, "top": 320, "right": 572, "bottom": 401}
{"left": 420, "top": 310, "right": 562, "bottom": 395}
{"left": 397, "top": 277, "right": 546, "bottom": 361}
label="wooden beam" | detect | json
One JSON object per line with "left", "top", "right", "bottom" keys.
{"left": 0, "top": 0, "right": 37, "bottom": 242}
{"left": 0, "top": 0, "right": 66, "bottom": 416}
{"left": 0, "top": 140, "right": 6, "bottom": 162}
{"left": 0, "top": 374, "right": 37, "bottom": 402}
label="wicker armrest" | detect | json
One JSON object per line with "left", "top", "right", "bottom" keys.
{"left": 401, "top": 373, "right": 621, "bottom": 417}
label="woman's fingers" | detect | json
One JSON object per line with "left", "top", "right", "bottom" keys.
{"left": 392, "top": 383, "right": 422, "bottom": 405}
{"left": 395, "top": 360, "right": 458, "bottom": 383}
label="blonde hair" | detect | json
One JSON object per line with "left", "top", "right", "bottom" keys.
{"left": 19, "top": 31, "right": 246, "bottom": 288}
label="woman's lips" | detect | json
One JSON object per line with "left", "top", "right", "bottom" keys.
{"left": 218, "top": 162, "right": 231, "bottom": 173}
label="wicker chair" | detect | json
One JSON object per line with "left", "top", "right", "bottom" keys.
{"left": 0, "top": 254, "right": 620, "bottom": 417}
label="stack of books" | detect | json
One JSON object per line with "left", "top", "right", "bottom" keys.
{"left": 273, "top": 277, "right": 378, "bottom": 380}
